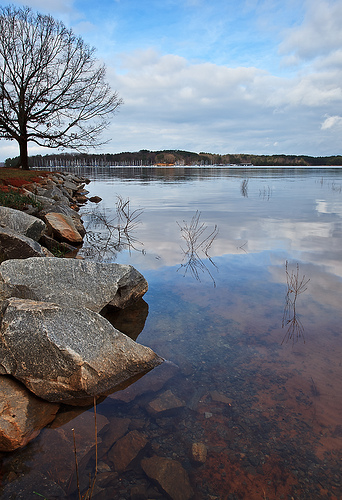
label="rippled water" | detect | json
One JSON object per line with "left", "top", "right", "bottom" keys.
{"left": 1, "top": 167, "right": 342, "bottom": 499}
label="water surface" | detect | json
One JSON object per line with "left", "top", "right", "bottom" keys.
{"left": 2, "top": 167, "right": 342, "bottom": 499}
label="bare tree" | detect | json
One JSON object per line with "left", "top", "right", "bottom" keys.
{"left": 0, "top": 5, "right": 122, "bottom": 170}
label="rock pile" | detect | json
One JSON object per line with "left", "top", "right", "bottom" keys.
{"left": 0, "top": 171, "right": 90, "bottom": 259}
{"left": 0, "top": 171, "right": 163, "bottom": 452}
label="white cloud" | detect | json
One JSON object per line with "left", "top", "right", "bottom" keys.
{"left": 280, "top": 0, "right": 342, "bottom": 61}
{"left": 99, "top": 47, "right": 342, "bottom": 154}
{"left": 2, "top": 0, "right": 342, "bottom": 158}
{"left": 321, "top": 115, "right": 342, "bottom": 130}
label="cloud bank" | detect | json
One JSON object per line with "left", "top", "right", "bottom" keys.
{"left": 1, "top": 0, "right": 342, "bottom": 159}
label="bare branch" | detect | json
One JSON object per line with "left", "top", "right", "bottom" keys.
{"left": 177, "top": 211, "right": 219, "bottom": 286}
{"left": 81, "top": 198, "right": 144, "bottom": 261}
{"left": 281, "top": 261, "right": 310, "bottom": 345}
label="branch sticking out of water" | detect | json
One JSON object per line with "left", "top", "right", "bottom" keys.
{"left": 82, "top": 197, "right": 144, "bottom": 261}
{"left": 281, "top": 261, "right": 310, "bottom": 345}
{"left": 116, "top": 195, "right": 144, "bottom": 246}
{"left": 177, "top": 211, "right": 218, "bottom": 286}
{"left": 72, "top": 397, "right": 98, "bottom": 500}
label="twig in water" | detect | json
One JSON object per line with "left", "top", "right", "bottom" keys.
{"left": 72, "top": 428, "right": 82, "bottom": 500}
{"left": 81, "top": 197, "right": 144, "bottom": 261}
{"left": 72, "top": 397, "right": 98, "bottom": 500}
{"left": 177, "top": 211, "right": 218, "bottom": 286}
{"left": 281, "top": 261, "right": 310, "bottom": 345}
{"left": 87, "top": 397, "right": 98, "bottom": 499}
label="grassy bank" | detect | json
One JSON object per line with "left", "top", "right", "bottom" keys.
{"left": 0, "top": 168, "right": 50, "bottom": 190}
{"left": 0, "top": 168, "right": 51, "bottom": 210}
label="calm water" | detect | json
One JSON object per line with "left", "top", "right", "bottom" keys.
{"left": 1, "top": 167, "right": 342, "bottom": 499}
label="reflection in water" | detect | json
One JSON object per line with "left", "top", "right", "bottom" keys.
{"left": 100, "top": 298, "right": 149, "bottom": 341}
{"left": 237, "top": 240, "right": 248, "bottom": 253}
{"left": 115, "top": 195, "right": 144, "bottom": 250}
{"left": 259, "top": 185, "right": 272, "bottom": 200}
{"left": 240, "top": 178, "right": 249, "bottom": 197}
{"left": 331, "top": 182, "right": 342, "bottom": 193}
{"left": 81, "top": 197, "right": 144, "bottom": 261}
{"left": 281, "top": 261, "right": 310, "bottom": 345}
{"left": 177, "top": 211, "right": 218, "bottom": 285}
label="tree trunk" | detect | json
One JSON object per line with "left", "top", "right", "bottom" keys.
{"left": 19, "top": 138, "right": 29, "bottom": 170}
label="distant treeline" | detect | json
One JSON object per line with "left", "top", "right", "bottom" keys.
{"left": 5, "top": 149, "right": 342, "bottom": 168}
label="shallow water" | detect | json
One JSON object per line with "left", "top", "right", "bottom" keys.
{"left": 1, "top": 167, "right": 342, "bottom": 499}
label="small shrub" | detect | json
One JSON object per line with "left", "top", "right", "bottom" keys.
{"left": 50, "top": 244, "right": 68, "bottom": 258}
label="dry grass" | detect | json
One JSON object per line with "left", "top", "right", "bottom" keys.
{"left": 0, "top": 167, "right": 51, "bottom": 188}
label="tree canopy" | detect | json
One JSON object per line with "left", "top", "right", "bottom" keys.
{"left": 0, "top": 5, "right": 122, "bottom": 169}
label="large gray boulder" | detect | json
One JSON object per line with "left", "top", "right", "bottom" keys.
{"left": 0, "top": 226, "right": 47, "bottom": 260}
{"left": 0, "top": 257, "right": 148, "bottom": 311}
{"left": 0, "top": 205, "right": 46, "bottom": 240}
{"left": 0, "top": 297, "right": 163, "bottom": 405}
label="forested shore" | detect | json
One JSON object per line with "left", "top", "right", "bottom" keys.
{"left": 5, "top": 150, "right": 342, "bottom": 168}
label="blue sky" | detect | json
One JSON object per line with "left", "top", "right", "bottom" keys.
{"left": 1, "top": 0, "right": 342, "bottom": 160}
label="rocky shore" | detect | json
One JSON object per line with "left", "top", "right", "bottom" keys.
{"left": 0, "top": 171, "right": 93, "bottom": 258}
{"left": 0, "top": 171, "right": 163, "bottom": 452}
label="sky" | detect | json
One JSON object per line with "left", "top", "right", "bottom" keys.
{"left": 1, "top": 0, "right": 342, "bottom": 160}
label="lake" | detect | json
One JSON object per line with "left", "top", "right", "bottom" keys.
{"left": 1, "top": 166, "right": 342, "bottom": 500}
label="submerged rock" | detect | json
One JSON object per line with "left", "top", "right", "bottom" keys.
{"left": 1, "top": 470, "right": 67, "bottom": 499}
{"left": 109, "top": 430, "right": 148, "bottom": 472}
{"left": 191, "top": 442, "right": 208, "bottom": 464}
{"left": 146, "top": 389, "right": 185, "bottom": 416}
{"left": 141, "top": 456, "right": 194, "bottom": 500}
{"left": 0, "top": 297, "right": 163, "bottom": 405}
{"left": 110, "top": 360, "right": 179, "bottom": 403}
{"left": 0, "top": 257, "right": 148, "bottom": 311}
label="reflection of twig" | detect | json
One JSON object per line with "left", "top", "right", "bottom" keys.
{"left": 237, "top": 241, "right": 248, "bottom": 253}
{"left": 177, "top": 211, "right": 218, "bottom": 286}
{"left": 241, "top": 178, "right": 249, "bottom": 197}
{"left": 310, "top": 377, "right": 320, "bottom": 397}
{"left": 331, "top": 182, "right": 342, "bottom": 193}
{"left": 281, "top": 261, "right": 310, "bottom": 345}
{"left": 81, "top": 197, "right": 144, "bottom": 261}
{"left": 259, "top": 185, "right": 272, "bottom": 200}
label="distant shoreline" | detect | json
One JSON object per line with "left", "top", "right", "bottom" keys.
{"left": 4, "top": 150, "right": 342, "bottom": 169}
